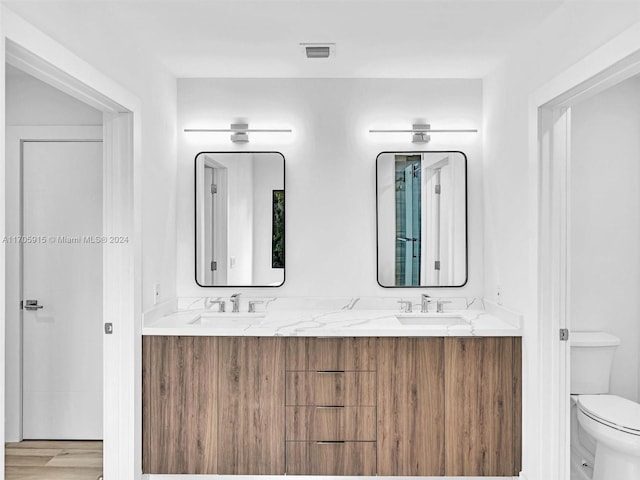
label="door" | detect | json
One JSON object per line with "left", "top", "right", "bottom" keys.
{"left": 201, "top": 160, "right": 228, "bottom": 285}
{"left": 444, "top": 337, "right": 522, "bottom": 476}
{"left": 218, "top": 337, "right": 285, "bottom": 474}
{"left": 142, "top": 336, "right": 219, "bottom": 474}
{"left": 422, "top": 155, "right": 451, "bottom": 286}
{"left": 377, "top": 337, "right": 445, "bottom": 476}
{"left": 22, "top": 140, "right": 103, "bottom": 439}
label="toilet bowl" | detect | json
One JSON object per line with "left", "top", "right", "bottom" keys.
{"left": 576, "top": 393, "right": 640, "bottom": 479}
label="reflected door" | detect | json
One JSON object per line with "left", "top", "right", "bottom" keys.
{"left": 202, "top": 163, "right": 228, "bottom": 286}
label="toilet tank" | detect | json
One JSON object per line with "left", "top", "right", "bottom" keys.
{"left": 570, "top": 331, "right": 621, "bottom": 394}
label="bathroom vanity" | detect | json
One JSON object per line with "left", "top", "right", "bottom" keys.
{"left": 142, "top": 304, "right": 522, "bottom": 477}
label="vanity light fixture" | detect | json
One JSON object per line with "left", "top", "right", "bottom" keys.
{"left": 369, "top": 123, "right": 478, "bottom": 143}
{"left": 184, "top": 123, "right": 292, "bottom": 143}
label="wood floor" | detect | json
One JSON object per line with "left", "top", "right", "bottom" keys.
{"left": 5, "top": 441, "right": 103, "bottom": 480}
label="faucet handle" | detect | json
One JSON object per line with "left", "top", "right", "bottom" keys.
{"left": 398, "top": 300, "right": 413, "bottom": 313}
{"left": 207, "top": 299, "right": 225, "bottom": 312}
{"left": 248, "top": 301, "right": 264, "bottom": 313}
{"left": 436, "top": 300, "right": 452, "bottom": 313}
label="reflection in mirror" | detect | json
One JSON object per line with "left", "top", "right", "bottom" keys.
{"left": 195, "top": 152, "right": 285, "bottom": 287}
{"left": 377, "top": 151, "right": 467, "bottom": 287}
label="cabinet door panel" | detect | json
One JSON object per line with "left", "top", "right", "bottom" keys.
{"left": 217, "top": 337, "right": 285, "bottom": 474}
{"left": 286, "top": 441, "right": 376, "bottom": 475}
{"left": 285, "top": 371, "right": 376, "bottom": 406}
{"left": 444, "top": 337, "right": 518, "bottom": 476}
{"left": 377, "top": 338, "right": 445, "bottom": 476}
{"left": 142, "top": 336, "right": 218, "bottom": 474}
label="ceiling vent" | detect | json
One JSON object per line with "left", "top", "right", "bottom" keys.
{"left": 300, "top": 43, "right": 335, "bottom": 59}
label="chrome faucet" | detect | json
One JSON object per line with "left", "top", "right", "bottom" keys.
{"left": 248, "top": 300, "right": 264, "bottom": 313}
{"left": 230, "top": 293, "right": 241, "bottom": 313}
{"left": 421, "top": 294, "right": 432, "bottom": 313}
{"left": 206, "top": 298, "right": 225, "bottom": 312}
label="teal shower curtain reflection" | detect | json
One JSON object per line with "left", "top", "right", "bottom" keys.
{"left": 395, "top": 155, "right": 422, "bottom": 286}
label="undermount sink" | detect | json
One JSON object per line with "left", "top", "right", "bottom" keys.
{"left": 190, "top": 312, "right": 265, "bottom": 329}
{"left": 395, "top": 313, "right": 467, "bottom": 326}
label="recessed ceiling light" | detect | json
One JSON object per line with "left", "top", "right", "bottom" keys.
{"left": 300, "top": 43, "right": 335, "bottom": 59}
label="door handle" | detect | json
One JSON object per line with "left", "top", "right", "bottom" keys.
{"left": 23, "top": 300, "right": 44, "bottom": 311}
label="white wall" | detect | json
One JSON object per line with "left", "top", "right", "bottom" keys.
{"left": 1, "top": 6, "right": 178, "bottom": 477}
{"left": 177, "top": 78, "right": 482, "bottom": 298}
{"left": 252, "top": 154, "right": 284, "bottom": 286}
{"left": 216, "top": 153, "right": 254, "bottom": 285}
{"left": 482, "top": 3, "right": 640, "bottom": 478}
{"left": 5, "top": 64, "right": 102, "bottom": 125}
{"left": 0, "top": 7, "right": 179, "bottom": 312}
{"left": 569, "top": 76, "right": 640, "bottom": 402}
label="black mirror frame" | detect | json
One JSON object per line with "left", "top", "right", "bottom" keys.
{"left": 375, "top": 150, "right": 469, "bottom": 288}
{"left": 194, "top": 151, "right": 286, "bottom": 288}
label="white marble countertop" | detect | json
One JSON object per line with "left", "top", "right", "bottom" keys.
{"left": 143, "top": 297, "right": 521, "bottom": 337}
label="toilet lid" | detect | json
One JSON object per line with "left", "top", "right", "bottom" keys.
{"left": 578, "top": 395, "right": 640, "bottom": 435}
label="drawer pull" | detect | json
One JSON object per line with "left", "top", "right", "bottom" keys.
{"left": 316, "top": 370, "right": 345, "bottom": 374}
{"left": 316, "top": 441, "right": 345, "bottom": 445}
{"left": 315, "top": 405, "right": 345, "bottom": 409}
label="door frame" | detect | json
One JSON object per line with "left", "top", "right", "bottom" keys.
{"left": 196, "top": 155, "right": 229, "bottom": 286}
{"left": 531, "top": 21, "right": 640, "bottom": 480}
{"left": 1, "top": 8, "right": 142, "bottom": 480}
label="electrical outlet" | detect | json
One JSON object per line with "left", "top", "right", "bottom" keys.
{"left": 153, "top": 283, "right": 160, "bottom": 305}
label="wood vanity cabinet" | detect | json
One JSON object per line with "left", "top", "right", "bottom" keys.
{"left": 376, "top": 337, "right": 522, "bottom": 477}
{"left": 444, "top": 337, "right": 522, "bottom": 476}
{"left": 142, "top": 336, "right": 218, "bottom": 474}
{"left": 217, "top": 337, "right": 285, "bottom": 474}
{"left": 143, "top": 335, "right": 521, "bottom": 476}
{"left": 142, "top": 336, "right": 285, "bottom": 475}
{"left": 377, "top": 337, "right": 446, "bottom": 476}
{"left": 284, "top": 337, "right": 377, "bottom": 476}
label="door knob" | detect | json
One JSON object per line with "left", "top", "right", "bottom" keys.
{"left": 24, "top": 300, "right": 44, "bottom": 311}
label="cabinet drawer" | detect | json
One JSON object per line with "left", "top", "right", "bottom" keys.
{"left": 286, "top": 406, "right": 376, "bottom": 441}
{"left": 286, "top": 337, "right": 376, "bottom": 371}
{"left": 285, "top": 441, "right": 376, "bottom": 475}
{"left": 285, "top": 371, "right": 376, "bottom": 406}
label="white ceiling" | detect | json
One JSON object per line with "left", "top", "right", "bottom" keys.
{"left": 3, "top": 0, "right": 569, "bottom": 78}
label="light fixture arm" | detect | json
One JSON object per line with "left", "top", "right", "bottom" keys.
{"left": 184, "top": 122, "right": 293, "bottom": 143}
{"left": 369, "top": 123, "right": 478, "bottom": 143}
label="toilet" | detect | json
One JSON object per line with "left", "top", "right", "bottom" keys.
{"left": 571, "top": 331, "right": 640, "bottom": 479}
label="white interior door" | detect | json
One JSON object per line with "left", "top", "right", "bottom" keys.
{"left": 22, "top": 140, "right": 103, "bottom": 440}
